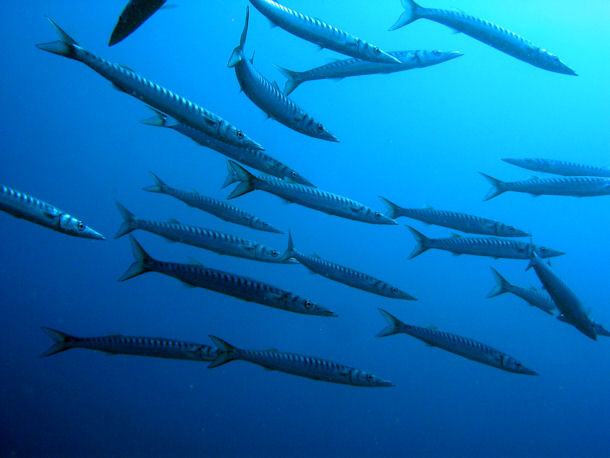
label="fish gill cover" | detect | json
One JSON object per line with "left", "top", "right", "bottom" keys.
{"left": 0, "top": 0, "right": 609, "bottom": 457}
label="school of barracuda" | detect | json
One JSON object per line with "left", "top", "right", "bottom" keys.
{"left": 2, "top": 0, "right": 606, "bottom": 388}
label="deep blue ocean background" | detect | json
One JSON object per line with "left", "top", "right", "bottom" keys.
{"left": 1, "top": 1, "right": 609, "bottom": 456}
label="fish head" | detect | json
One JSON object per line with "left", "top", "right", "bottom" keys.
{"left": 312, "top": 121, "right": 339, "bottom": 142}
{"left": 499, "top": 354, "right": 539, "bottom": 376}
{"left": 273, "top": 293, "right": 335, "bottom": 317}
{"left": 428, "top": 49, "right": 463, "bottom": 64}
{"left": 285, "top": 170, "right": 315, "bottom": 187}
{"left": 534, "top": 49, "right": 577, "bottom": 76}
{"left": 488, "top": 221, "right": 529, "bottom": 237}
{"left": 501, "top": 157, "right": 530, "bottom": 168}
{"left": 348, "top": 368, "right": 394, "bottom": 387}
{"left": 536, "top": 246, "right": 565, "bottom": 259}
{"left": 59, "top": 214, "right": 105, "bottom": 240}
{"left": 386, "top": 285, "right": 417, "bottom": 300}
{"left": 221, "top": 122, "right": 264, "bottom": 150}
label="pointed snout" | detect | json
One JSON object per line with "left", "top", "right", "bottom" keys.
{"left": 83, "top": 227, "right": 106, "bottom": 240}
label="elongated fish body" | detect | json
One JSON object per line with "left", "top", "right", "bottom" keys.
{"left": 487, "top": 267, "right": 557, "bottom": 315}
{"left": 224, "top": 161, "right": 396, "bottom": 225}
{"left": 557, "top": 315, "right": 610, "bottom": 337}
{"left": 528, "top": 255, "right": 597, "bottom": 340}
{"left": 229, "top": 9, "right": 337, "bottom": 142}
{"left": 502, "top": 158, "right": 610, "bottom": 178}
{"left": 278, "top": 49, "right": 462, "bottom": 95}
{"left": 282, "top": 233, "right": 415, "bottom": 300}
{"left": 141, "top": 110, "right": 314, "bottom": 186}
{"left": 114, "top": 202, "right": 293, "bottom": 264}
{"left": 249, "top": 0, "right": 399, "bottom": 64}
{"left": 119, "top": 236, "right": 335, "bottom": 317}
{"left": 407, "top": 226, "right": 563, "bottom": 260}
{"left": 109, "top": 0, "right": 167, "bottom": 46}
{"left": 380, "top": 196, "right": 528, "bottom": 237}
{"left": 390, "top": 0, "right": 576, "bottom": 75}
{"left": 377, "top": 309, "right": 538, "bottom": 375}
{"left": 481, "top": 173, "right": 610, "bottom": 200}
{"left": 41, "top": 327, "right": 217, "bottom": 361}
{"left": 208, "top": 336, "right": 393, "bottom": 387}
{"left": 37, "top": 18, "right": 261, "bottom": 151}
{"left": 143, "top": 173, "right": 282, "bottom": 234}
{"left": 0, "top": 183, "right": 104, "bottom": 240}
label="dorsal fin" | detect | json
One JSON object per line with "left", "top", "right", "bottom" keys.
{"left": 168, "top": 218, "right": 181, "bottom": 225}
{"left": 451, "top": 232, "right": 463, "bottom": 238}
{"left": 187, "top": 257, "right": 203, "bottom": 267}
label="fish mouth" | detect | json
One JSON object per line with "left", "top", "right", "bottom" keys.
{"left": 558, "top": 64, "right": 578, "bottom": 76}
{"left": 376, "top": 379, "right": 395, "bottom": 387}
{"left": 244, "top": 137, "right": 265, "bottom": 151}
{"left": 378, "top": 50, "right": 402, "bottom": 64}
{"left": 83, "top": 227, "right": 106, "bottom": 240}
{"left": 521, "top": 367, "right": 539, "bottom": 376}
{"left": 444, "top": 51, "right": 464, "bottom": 61}
{"left": 399, "top": 292, "right": 417, "bottom": 301}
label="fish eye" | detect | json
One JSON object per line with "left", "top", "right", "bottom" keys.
{"left": 304, "top": 300, "right": 313, "bottom": 309}
{"left": 316, "top": 124, "right": 324, "bottom": 132}
{"left": 374, "top": 211, "right": 382, "bottom": 217}
{"left": 391, "top": 287, "right": 398, "bottom": 293}
{"left": 77, "top": 222, "right": 85, "bottom": 231}
{"left": 433, "top": 50, "right": 441, "bottom": 55}
{"left": 271, "top": 250, "right": 279, "bottom": 256}
{"left": 366, "top": 374, "right": 373, "bottom": 381}
{"left": 236, "top": 130, "right": 244, "bottom": 138}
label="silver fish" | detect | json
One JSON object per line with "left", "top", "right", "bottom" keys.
{"left": 281, "top": 233, "right": 416, "bottom": 300}
{"left": 143, "top": 172, "right": 283, "bottom": 234}
{"left": 407, "top": 226, "right": 563, "bottom": 260}
{"left": 527, "top": 254, "right": 597, "bottom": 340}
{"left": 390, "top": 0, "right": 576, "bottom": 75}
{"left": 109, "top": 0, "right": 167, "bottom": 46}
{"left": 0, "top": 183, "right": 104, "bottom": 240}
{"left": 377, "top": 309, "right": 538, "bottom": 375}
{"left": 481, "top": 173, "right": 610, "bottom": 200}
{"left": 380, "top": 196, "right": 528, "bottom": 237}
{"left": 557, "top": 315, "right": 610, "bottom": 338}
{"left": 224, "top": 160, "right": 396, "bottom": 225}
{"left": 37, "top": 18, "right": 262, "bottom": 151}
{"left": 208, "top": 335, "right": 393, "bottom": 387}
{"left": 41, "top": 327, "right": 218, "bottom": 361}
{"left": 119, "top": 236, "right": 335, "bottom": 317}
{"left": 114, "top": 201, "right": 295, "bottom": 264}
{"left": 249, "top": 0, "right": 399, "bottom": 64}
{"left": 487, "top": 267, "right": 557, "bottom": 315}
{"left": 502, "top": 158, "right": 610, "bottom": 178}
{"left": 277, "top": 49, "right": 462, "bottom": 95}
{"left": 229, "top": 9, "right": 337, "bottom": 142}
{"left": 141, "top": 109, "right": 314, "bottom": 186}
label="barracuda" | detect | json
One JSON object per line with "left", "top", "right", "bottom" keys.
{"left": 143, "top": 172, "right": 283, "bottom": 234}
{"left": 277, "top": 49, "right": 462, "bottom": 95}
{"left": 527, "top": 254, "right": 597, "bottom": 340}
{"left": 390, "top": 0, "right": 576, "bottom": 75}
{"left": 407, "top": 226, "right": 563, "bottom": 260}
{"left": 487, "top": 267, "right": 557, "bottom": 315}
{"left": 41, "top": 327, "right": 218, "bottom": 361}
{"left": 380, "top": 196, "right": 528, "bottom": 237}
{"left": 481, "top": 173, "right": 610, "bottom": 200}
{"left": 37, "top": 18, "right": 262, "bottom": 151}
{"left": 208, "top": 336, "right": 394, "bottom": 387}
{"left": 141, "top": 109, "right": 314, "bottom": 186}
{"left": 119, "top": 236, "right": 336, "bottom": 317}
{"left": 0, "top": 183, "right": 104, "bottom": 240}
{"left": 224, "top": 160, "right": 396, "bottom": 225}
{"left": 249, "top": 0, "right": 400, "bottom": 64}
{"left": 377, "top": 309, "right": 538, "bottom": 375}
{"left": 109, "top": 0, "right": 167, "bottom": 46}
{"left": 229, "top": 8, "right": 337, "bottom": 142}
{"left": 502, "top": 158, "right": 610, "bottom": 178}
{"left": 114, "top": 202, "right": 295, "bottom": 264}
{"left": 281, "top": 233, "right": 416, "bottom": 300}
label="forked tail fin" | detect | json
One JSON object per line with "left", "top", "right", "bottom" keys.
{"left": 228, "top": 7, "right": 249, "bottom": 67}
{"left": 389, "top": 0, "right": 421, "bottom": 31}
{"left": 378, "top": 196, "right": 402, "bottom": 220}
{"left": 406, "top": 226, "right": 430, "bottom": 259}
{"left": 207, "top": 335, "right": 240, "bottom": 368}
{"left": 142, "top": 172, "right": 169, "bottom": 193}
{"left": 114, "top": 201, "right": 138, "bottom": 239}
{"left": 223, "top": 160, "right": 256, "bottom": 198}
{"left": 278, "top": 231, "right": 296, "bottom": 263}
{"left": 118, "top": 235, "right": 154, "bottom": 281}
{"left": 376, "top": 309, "right": 405, "bottom": 337}
{"left": 36, "top": 17, "right": 80, "bottom": 59}
{"left": 480, "top": 172, "right": 507, "bottom": 201}
{"left": 487, "top": 267, "right": 512, "bottom": 298}
{"left": 275, "top": 65, "right": 303, "bottom": 95}
{"left": 40, "top": 327, "right": 77, "bottom": 357}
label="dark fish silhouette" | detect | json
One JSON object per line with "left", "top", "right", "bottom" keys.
{"left": 109, "top": 0, "right": 167, "bottom": 46}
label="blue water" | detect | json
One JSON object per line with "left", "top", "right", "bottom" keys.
{"left": 1, "top": 0, "right": 609, "bottom": 456}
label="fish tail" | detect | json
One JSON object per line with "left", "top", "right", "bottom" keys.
{"left": 142, "top": 171, "right": 168, "bottom": 193}
{"left": 223, "top": 160, "right": 255, "bottom": 198}
{"left": 40, "top": 327, "right": 76, "bottom": 357}
{"left": 278, "top": 231, "right": 296, "bottom": 262}
{"left": 376, "top": 308, "right": 404, "bottom": 337}
{"left": 389, "top": 0, "right": 421, "bottom": 31}
{"left": 118, "top": 235, "right": 153, "bottom": 281}
{"left": 488, "top": 267, "right": 511, "bottom": 298}
{"left": 406, "top": 226, "right": 430, "bottom": 259}
{"left": 36, "top": 17, "right": 80, "bottom": 59}
{"left": 207, "top": 335, "right": 239, "bottom": 368}
{"left": 228, "top": 7, "right": 249, "bottom": 67}
{"left": 114, "top": 200, "right": 138, "bottom": 239}
{"left": 480, "top": 172, "right": 507, "bottom": 201}
{"left": 275, "top": 65, "right": 302, "bottom": 95}
{"left": 378, "top": 196, "right": 401, "bottom": 220}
